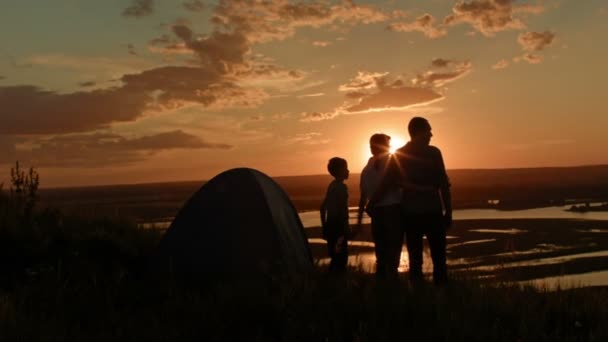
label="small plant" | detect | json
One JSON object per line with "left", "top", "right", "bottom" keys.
{"left": 9, "top": 161, "right": 40, "bottom": 219}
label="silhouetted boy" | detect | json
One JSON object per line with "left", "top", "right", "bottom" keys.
{"left": 320, "top": 157, "right": 350, "bottom": 272}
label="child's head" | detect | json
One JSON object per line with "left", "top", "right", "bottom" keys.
{"left": 327, "top": 157, "right": 349, "bottom": 180}
{"left": 369, "top": 133, "right": 391, "bottom": 156}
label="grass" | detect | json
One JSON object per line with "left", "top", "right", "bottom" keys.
{"left": 1, "top": 195, "right": 607, "bottom": 341}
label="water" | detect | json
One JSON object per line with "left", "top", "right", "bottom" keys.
{"left": 298, "top": 205, "right": 608, "bottom": 229}
{"left": 519, "top": 271, "right": 608, "bottom": 290}
{"left": 139, "top": 205, "right": 608, "bottom": 230}
{"left": 139, "top": 204, "right": 608, "bottom": 289}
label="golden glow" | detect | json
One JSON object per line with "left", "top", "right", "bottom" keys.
{"left": 389, "top": 136, "right": 407, "bottom": 154}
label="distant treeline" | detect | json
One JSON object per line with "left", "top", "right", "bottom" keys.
{"left": 37, "top": 165, "right": 608, "bottom": 221}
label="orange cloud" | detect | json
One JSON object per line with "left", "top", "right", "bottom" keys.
{"left": 122, "top": 0, "right": 154, "bottom": 18}
{"left": 182, "top": 0, "right": 205, "bottom": 12}
{"left": 522, "top": 53, "right": 543, "bottom": 64}
{"left": 492, "top": 59, "right": 510, "bottom": 70}
{"left": 1, "top": 130, "right": 231, "bottom": 167}
{"left": 339, "top": 71, "right": 389, "bottom": 92}
{"left": 444, "top": 0, "right": 544, "bottom": 36}
{"left": 312, "top": 41, "right": 332, "bottom": 47}
{"left": 345, "top": 85, "right": 443, "bottom": 113}
{"left": 286, "top": 132, "right": 330, "bottom": 145}
{"left": 387, "top": 14, "right": 447, "bottom": 39}
{"left": 518, "top": 31, "right": 556, "bottom": 51}
{"left": 300, "top": 111, "right": 340, "bottom": 122}
{"left": 412, "top": 60, "right": 473, "bottom": 87}
{"left": 0, "top": 65, "right": 268, "bottom": 135}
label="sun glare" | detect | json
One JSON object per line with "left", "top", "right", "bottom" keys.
{"left": 389, "top": 137, "right": 407, "bottom": 154}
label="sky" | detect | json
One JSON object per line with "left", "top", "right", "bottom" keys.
{"left": 1, "top": 0, "right": 607, "bottom": 187}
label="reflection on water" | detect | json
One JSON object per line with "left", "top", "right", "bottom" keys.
{"left": 454, "top": 206, "right": 608, "bottom": 221}
{"left": 469, "top": 228, "right": 527, "bottom": 234}
{"left": 471, "top": 250, "right": 608, "bottom": 271}
{"left": 519, "top": 270, "right": 608, "bottom": 290}
{"left": 308, "top": 238, "right": 375, "bottom": 248}
{"left": 448, "top": 239, "right": 496, "bottom": 248}
{"left": 316, "top": 246, "right": 435, "bottom": 274}
{"left": 138, "top": 205, "right": 608, "bottom": 290}
{"left": 576, "top": 229, "right": 608, "bottom": 233}
{"left": 298, "top": 205, "right": 608, "bottom": 228}
{"left": 488, "top": 243, "right": 568, "bottom": 257}
{"left": 140, "top": 205, "right": 608, "bottom": 230}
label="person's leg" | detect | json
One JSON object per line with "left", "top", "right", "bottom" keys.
{"left": 370, "top": 212, "right": 387, "bottom": 277}
{"left": 425, "top": 215, "right": 448, "bottom": 285}
{"left": 327, "top": 235, "right": 338, "bottom": 272}
{"left": 404, "top": 215, "right": 424, "bottom": 281}
{"left": 384, "top": 204, "right": 404, "bottom": 278}
{"left": 335, "top": 234, "right": 349, "bottom": 272}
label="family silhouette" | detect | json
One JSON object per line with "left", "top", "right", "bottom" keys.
{"left": 321, "top": 117, "right": 452, "bottom": 285}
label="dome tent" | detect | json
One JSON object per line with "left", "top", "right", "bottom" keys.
{"left": 157, "top": 168, "right": 313, "bottom": 276}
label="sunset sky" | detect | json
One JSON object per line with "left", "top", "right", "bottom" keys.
{"left": 1, "top": 0, "right": 607, "bottom": 187}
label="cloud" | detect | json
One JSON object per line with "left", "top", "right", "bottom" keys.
{"left": 344, "top": 84, "right": 443, "bottom": 113}
{"left": 431, "top": 58, "right": 452, "bottom": 68}
{"left": 412, "top": 60, "right": 473, "bottom": 87}
{"left": 297, "top": 93, "right": 325, "bottom": 98}
{"left": 22, "top": 53, "right": 156, "bottom": 75}
{"left": 127, "top": 44, "right": 138, "bottom": 56}
{"left": 170, "top": 24, "right": 254, "bottom": 75}
{"left": 286, "top": 132, "right": 329, "bottom": 145}
{"left": 121, "top": 66, "right": 269, "bottom": 109}
{"left": 211, "top": 0, "right": 390, "bottom": 44}
{"left": 492, "top": 59, "right": 510, "bottom": 70}
{"left": 309, "top": 58, "right": 472, "bottom": 121}
{"left": 300, "top": 111, "right": 339, "bottom": 122}
{"left": 339, "top": 71, "right": 389, "bottom": 92}
{"left": 79, "top": 81, "right": 97, "bottom": 87}
{"left": 0, "top": 85, "right": 150, "bottom": 135}
{"left": 154, "top": 1, "right": 392, "bottom": 77}
{"left": 312, "top": 41, "right": 332, "bottom": 47}
{"left": 444, "top": 0, "right": 545, "bottom": 36}
{"left": 1, "top": 130, "right": 231, "bottom": 167}
{"left": 183, "top": 0, "right": 205, "bottom": 12}
{"left": 148, "top": 35, "right": 192, "bottom": 55}
{"left": 387, "top": 13, "right": 447, "bottom": 39}
{"left": 522, "top": 53, "right": 543, "bottom": 64}
{"left": 0, "top": 66, "right": 268, "bottom": 135}
{"left": 122, "top": 0, "right": 154, "bottom": 18}
{"left": 518, "top": 31, "right": 556, "bottom": 51}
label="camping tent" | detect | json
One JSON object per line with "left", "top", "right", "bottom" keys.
{"left": 157, "top": 168, "right": 313, "bottom": 276}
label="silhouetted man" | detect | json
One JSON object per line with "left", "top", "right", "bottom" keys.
{"left": 382, "top": 117, "right": 452, "bottom": 285}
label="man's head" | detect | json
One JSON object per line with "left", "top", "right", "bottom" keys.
{"left": 369, "top": 133, "right": 391, "bottom": 156}
{"left": 327, "top": 157, "right": 349, "bottom": 180}
{"left": 408, "top": 117, "right": 432, "bottom": 145}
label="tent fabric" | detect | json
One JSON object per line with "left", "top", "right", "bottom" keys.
{"left": 158, "top": 168, "right": 313, "bottom": 275}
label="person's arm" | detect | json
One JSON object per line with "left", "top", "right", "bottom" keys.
{"left": 340, "top": 184, "right": 349, "bottom": 234}
{"left": 319, "top": 196, "right": 327, "bottom": 229}
{"left": 436, "top": 149, "right": 452, "bottom": 228}
{"left": 357, "top": 173, "right": 367, "bottom": 227}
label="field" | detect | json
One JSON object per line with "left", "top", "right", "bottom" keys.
{"left": 1, "top": 165, "right": 608, "bottom": 340}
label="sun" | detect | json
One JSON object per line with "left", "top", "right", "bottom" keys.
{"left": 389, "top": 136, "right": 407, "bottom": 154}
